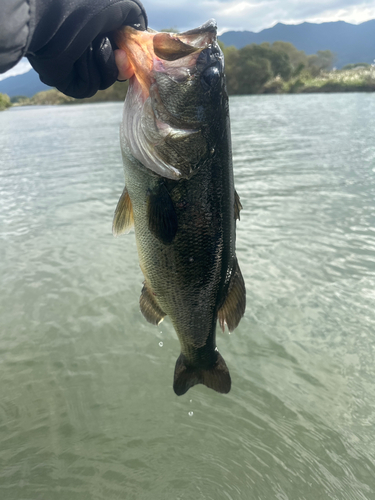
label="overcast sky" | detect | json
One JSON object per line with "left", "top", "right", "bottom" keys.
{"left": 1, "top": 0, "right": 375, "bottom": 80}
{"left": 147, "top": 0, "right": 375, "bottom": 33}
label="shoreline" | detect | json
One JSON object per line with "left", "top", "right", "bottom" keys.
{"left": 2, "top": 79, "right": 375, "bottom": 110}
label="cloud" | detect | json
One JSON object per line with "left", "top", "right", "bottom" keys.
{"left": 1, "top": 0, "right": 374, "bottom": 82}
{"left": 0, "top": 58, "right": 31, "bottom": 82}
{"left": 144, "top": 0, "right": 375, "bottom": 32}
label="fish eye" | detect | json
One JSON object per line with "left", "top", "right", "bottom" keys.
{"left": 201, "top": 65, "right": 220, "bottom": 89}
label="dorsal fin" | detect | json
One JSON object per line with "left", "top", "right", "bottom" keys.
{"left": 140, "top": 282, "right": 166, "bottom": 325}
{"left": 234, "top": 190, "right": 242, "bottom": 221}
{"left": 218, "top": 259, "right": 246, "bottom": 332}
{"left": 112, "top": 186, "right": 134, "bottom": 236}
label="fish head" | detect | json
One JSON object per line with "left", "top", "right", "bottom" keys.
{"left": 115, "top": 20, "right": 227, "bottom": 180}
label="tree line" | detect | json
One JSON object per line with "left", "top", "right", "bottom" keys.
{"left": 219, "top": 41, "right": 336, "bottom": 94}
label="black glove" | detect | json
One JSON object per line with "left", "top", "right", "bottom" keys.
{"left": 26, "top": 0, "right": 147, "bottom": 98}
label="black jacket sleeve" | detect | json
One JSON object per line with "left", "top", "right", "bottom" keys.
{"left": 0, "top": 0, "right": 147, "bottom": 98}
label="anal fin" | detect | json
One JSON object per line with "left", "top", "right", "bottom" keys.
{"left": 140, "top": 282, "right": 166, "bottom": 325}
{"left": 112, "top": 186, "right": 134, "bottom": 236}
{"left": 218, "top": 259, "right": 246, "bottom": 332}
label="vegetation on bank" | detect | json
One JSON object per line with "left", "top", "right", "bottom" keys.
{"left": 2, "top": 41, "right": 375, "bottom": 109}
{"left": 220, "top": 41, "right": 335, "bottom": 94}
{"left": 8, "top": 81, "right": 129, "bottom": 107}
{"left": 220, "top": 41, "right": 375, "bottom": 94}
{"left": 263, "top": 65, "right": 375, "bottom": 94}
{"left": 0, "top": 93, "right": 12, "bottom": 111}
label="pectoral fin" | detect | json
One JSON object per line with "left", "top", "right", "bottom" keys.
{"left": 112, "top": 186, "right": 134, "bottom": 236}
{"left": 234, "top": 190, "right": 242, "bottom": 221}
{"left": 218, "top": 259, "right": 246, "bottom": 332}
{"left": 140, "top": 282, "right": 166, "bottom": 325}
{"left": 147, "top": 183, "right": 178, "bottom": 245}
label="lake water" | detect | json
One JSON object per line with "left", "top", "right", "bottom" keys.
{"left": 0, "top": 94, "right": 375, "bottom": 500}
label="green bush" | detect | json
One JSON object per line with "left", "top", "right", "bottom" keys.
{"left": 30, "top": 89, "right": 75, "bottom": 105}
{"left": 0, "top": 93, "right": 11, "bottom": 111}
{"left": 220, "top": 40, "right": 339, "bottom": 95}
{"left": 342, "top": 63, "right": 370, "bottom": 70}
{"left": 261, "top": 76, "right": 285, "bottom": 94}
{"left": 10, "top": 95, "right": 29, "bottom": 104}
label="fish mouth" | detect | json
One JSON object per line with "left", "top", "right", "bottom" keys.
{"left": 114, "top": 19, "right": 218, "bottom": 100}
{"left": 153, "top": 19, "right": 218, "bottom": 60}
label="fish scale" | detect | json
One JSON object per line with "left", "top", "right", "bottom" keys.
{"left": 113, "top": 20, "right": 246, "bottom": 395}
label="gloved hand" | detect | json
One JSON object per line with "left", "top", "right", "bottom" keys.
{"left": 26, "top": 0, "right": 147, "bottom": 98}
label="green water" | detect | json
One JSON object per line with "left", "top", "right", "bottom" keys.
{"left": 0, "top": 95, "right": 375, "bottom": 499}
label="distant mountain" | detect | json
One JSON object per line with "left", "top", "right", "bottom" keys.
{"left": 0, "top": 68, "right": 51, "bottom": 97}
{"left": 220, "top": 20, "right": 375, "bottom": 68}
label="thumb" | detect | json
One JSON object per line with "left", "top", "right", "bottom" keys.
{"left": 115, "top": 49, "right": 134, "bottom": 81}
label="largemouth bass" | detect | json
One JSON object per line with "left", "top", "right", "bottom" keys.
{"left": 114, "top": 20, "right": 246, "bottom": 396}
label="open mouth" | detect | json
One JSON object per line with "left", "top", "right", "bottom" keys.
{"left": 114, "top": 20, "right": 218, "bottom": 100}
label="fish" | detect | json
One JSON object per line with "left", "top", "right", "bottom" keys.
{"left": 113, "top": 20, "right": 246, "bottom": 396}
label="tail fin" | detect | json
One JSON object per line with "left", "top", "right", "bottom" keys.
{"left": 173, "top": 352, "right": 231, "bottom": 396}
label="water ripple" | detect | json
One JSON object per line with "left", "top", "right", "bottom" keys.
{"left": 1, "top": 96, "right": 375, "bottom": 499}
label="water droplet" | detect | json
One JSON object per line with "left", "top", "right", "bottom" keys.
{"left": 188, "top": 411, "right": 194, "bottom": 417}
{"left": 189, "top": 399, "right": 192, "bottom": 403}
{"left": 159, "top": 341, "right": 163, "bottom": 347}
